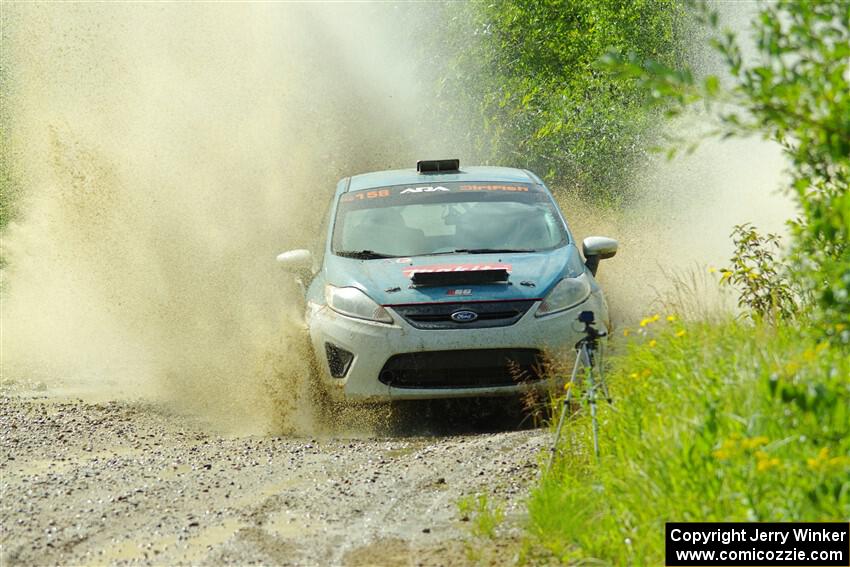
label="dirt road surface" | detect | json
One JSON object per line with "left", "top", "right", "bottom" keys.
{"left": 0, "top": 392, "right": 546, "bottom": 566}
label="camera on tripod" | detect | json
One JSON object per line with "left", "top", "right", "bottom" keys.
{"left": 576, "top": 310, "right": 606, "bottom": 347}
{"left": 550, "top": 309, "right": 612, "bottom": 466}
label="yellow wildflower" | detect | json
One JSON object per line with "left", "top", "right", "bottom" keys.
{"left": 708, "top": 267, "right": 717, "bottom": 273}
{"left": 629, "top": 372, "right": 639, "bottom": 380}
{"left": 828, "top": 456, "right": 850, "bottom": 468}
{"left": 808, "top": 447, "right": 850, "bottom": 471}
{"left": 675, "top": 329, "right": 687, "bottom": 338}
{"left": 756, "top": 451, "right": 780, "bottom": 472}
{"left": 807, "top": 447, "right": 830, "bottom": 470}
{"left": 648, "top": 339, "right": 657, "bottom": 348}
{"left": 666, "top": 314, "right": 677, "bottom": 322}
{"left": 741, "top": 436, "right": 769, "bottom": 450}
{"left": 713, "top": 438, "right": 738, "bottom": 460}
{"left": 720, "top": 270, "right": 733, "bottom": 281}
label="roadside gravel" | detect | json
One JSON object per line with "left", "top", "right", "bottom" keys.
{"left": 1, "top": 394, "right": 546, "bottom": 566}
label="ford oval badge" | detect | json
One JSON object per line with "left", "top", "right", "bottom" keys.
{"left": 451, "top": 310, "right": 479, "bottom": 323}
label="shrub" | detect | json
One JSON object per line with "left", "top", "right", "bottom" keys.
{"left": 719, "top": 223, "right": 799, "bottom": 321}
{"left": 605, "top": 0, "right": 850, "bottom": 340}
{"left": 427, "top": 0, "right": 689, "bottom": 205}
{"left": 526, "top": 319, "right": 850, "bottom": 564}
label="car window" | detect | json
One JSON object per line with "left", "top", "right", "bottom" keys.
{"left": 332, "top": 182, "right": 567, "bottom": 257}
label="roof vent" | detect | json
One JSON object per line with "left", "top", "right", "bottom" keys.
{"left": 417, "top": 159, "right": 460, "bottom": 173}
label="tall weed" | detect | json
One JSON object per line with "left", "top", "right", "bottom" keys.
{"left": 526, "top": 319, "right": 849, "bottom": 564}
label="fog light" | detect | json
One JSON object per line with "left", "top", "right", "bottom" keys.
{"left": 325, "top": 343, "right": 354, "bottom": 378}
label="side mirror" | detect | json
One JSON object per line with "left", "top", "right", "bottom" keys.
{"left": 582, "top": 236, "right": 618, "bottom": 275}
{"left": 276, "top": 249, "right": 313, "bottom": 272}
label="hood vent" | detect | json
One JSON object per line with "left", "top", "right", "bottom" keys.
{"left": 410, "top": 268, "right": 509, "bottom": 287}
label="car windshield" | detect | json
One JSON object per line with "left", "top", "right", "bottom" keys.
{"left": 332, "top": 182, "right": 567, "bottom": 257}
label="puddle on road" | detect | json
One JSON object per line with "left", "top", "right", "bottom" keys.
{"left": 383, "top": 443, "right": 425, "bottom": 459}
{"left": 101, "top": 538, "right": 146, "bottom": 562}
{"left": 177, "top": 518, "right": 244, "bottom": 564}
{"left": 159, "top": 463, "right": 193, "bottom": 479}
{"left": 6, "top": 458, "right": 76, "bottom": 476}
{"left": 5, "top": 446, "right": 142, "bottom": 476}
{"left": 228, "top": 477, "right": 305, "bottom": 509}
{"left": 257, "top": 478, "right": 304, "bottom": 499}
{"left": 99, "top": 534, "right": 179, "bottom": 563}
{"left": 264, "top": 509, "right": 317, "bottom": 538}
{"left": 344, "top": 537, "right": 412, "bottom": 567}
{"left": 98, "top": 519, "right": 244, "bottom": 564}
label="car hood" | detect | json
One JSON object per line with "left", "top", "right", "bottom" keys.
{"left": 323, "top": 245, "right": 585, "bottom": 306}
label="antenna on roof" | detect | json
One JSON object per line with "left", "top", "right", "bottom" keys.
{"left": 417, "top": 159, "right": 460, "bottom": 173}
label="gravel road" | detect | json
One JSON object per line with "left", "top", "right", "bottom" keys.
{"left": 0, "top": 391, "right": 547, "bottom": 566}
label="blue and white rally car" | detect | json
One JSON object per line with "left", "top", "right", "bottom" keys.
{"left": 277, "top": 159, "right": 617, "bottom": 403}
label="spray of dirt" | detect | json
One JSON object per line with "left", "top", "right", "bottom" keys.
{"left": 0, "top": 3, "right": 455, "bottom": 434}
{"left": 0, "top": 3, "right": 794, "bottom": 434}
{"left": 563, "top": 134, "right": 794, "bottom": 325}
{"left": 563, "top": 2, "right": 796, "bottom": 326}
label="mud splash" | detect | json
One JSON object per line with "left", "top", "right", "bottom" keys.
{"left": 563, "top": 1, "right": 795, "bottom": 325}
{"left": 0, "top": 3, "right": 449, "bottom": 434}
{"left": 0, "top": 3, "right": 793, "bottom": 434}
{"left": 563, "top": 135, "right": 793, "bottom": 325}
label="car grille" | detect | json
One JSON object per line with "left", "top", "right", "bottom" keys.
{"left": 325, "top": 343, "right": 354, "bottom": 378}
{"left": 390, "top": 300, "right": 536, "bottom": 330}
{"left": 378, "top": 348, "right": 544, "bottom": 389}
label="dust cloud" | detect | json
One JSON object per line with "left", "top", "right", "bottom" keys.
{"left": 566, "top": 1, "right": 796, "bottom": 325}
{"left": 565, "top": 134, "right": 794, "bottom": 325}
{"left": 1, "top": 3, "right": 793, "bottom": 434}
{"left": 0, "top": 3, "right": 453, "bottom": 434}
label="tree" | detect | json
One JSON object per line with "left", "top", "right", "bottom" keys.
{"left": 606, "top": 0, "right": 850, "bottom": 340}
{"left": 429, "top": 0, "right": 688, "bottom": 204}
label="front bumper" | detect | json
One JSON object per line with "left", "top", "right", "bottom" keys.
{"left": 308, "top": 292, "right": 608, "bottom": 402}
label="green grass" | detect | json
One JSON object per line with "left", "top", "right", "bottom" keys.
{"left": 458, "top": 493, "right": 506, "bottom": 540}
{"left": 524, "top": 317, "right": 850, "bottom": 565}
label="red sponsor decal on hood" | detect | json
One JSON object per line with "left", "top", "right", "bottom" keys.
{"left": 402, "top": 263, "right": 512, "bottom": 278}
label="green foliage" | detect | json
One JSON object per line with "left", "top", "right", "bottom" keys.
{"left": 432, "top": 0, "right": 689, "bottom": 204}
{"left": 526, "top": 320, "right": 850, "bottom": 564}
{"left": 605, "top": 0, "right": 850, "bottom": 339}
{"left": 719, "top": 223, "right": 799, "bottom": 321}
{"left": 458, "top": 493, "right": 505, "bottom": 539}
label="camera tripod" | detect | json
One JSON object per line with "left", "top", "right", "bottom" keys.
{"left": 548, "top": 310, "right": 611, "bottom": 467}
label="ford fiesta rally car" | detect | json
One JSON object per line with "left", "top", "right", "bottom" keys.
{"left": 277, "top": 159, "right": 618, "bottom": 403}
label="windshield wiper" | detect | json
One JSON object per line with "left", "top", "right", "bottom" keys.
{"left": 335, "top": 250, "right": 398, "bottom": 260}
{"left": 451, "top": 248, "right": 537, "bottom": 254}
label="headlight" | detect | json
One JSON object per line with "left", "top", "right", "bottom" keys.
{"left": 536, "top": 274, "right": 591, "bottom": 316}
{"left": 325, "top": 285, "right": 393, "bottom": 324}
